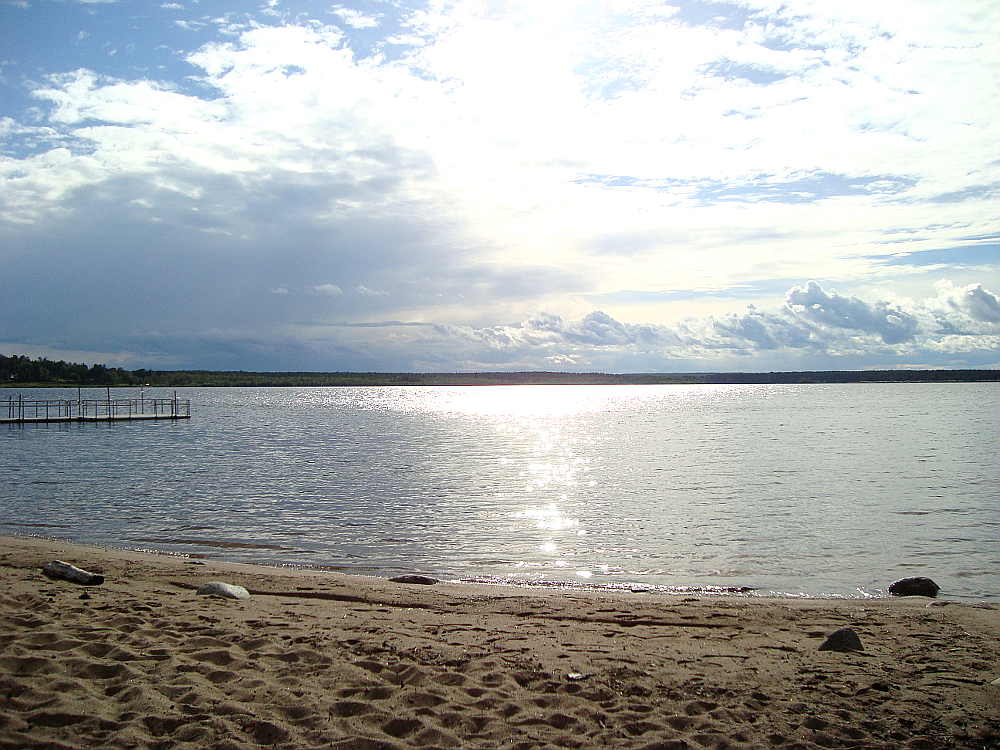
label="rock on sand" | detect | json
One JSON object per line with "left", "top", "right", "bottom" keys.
{"left": 888, "top": 577, "right": 940, "bottom": 597}
{"left": 196, "top": 581, "right": 251, "bottom": 600}
{"left": 818, "top": 627, "right": 864, "bottom": 652}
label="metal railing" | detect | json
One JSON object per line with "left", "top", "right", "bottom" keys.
{"left": 2, "top": 394, "right": 191, "bottom": 422}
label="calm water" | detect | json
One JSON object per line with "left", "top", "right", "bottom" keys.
{"left": 2, "top": 384, "right": 998, "bottom": 600}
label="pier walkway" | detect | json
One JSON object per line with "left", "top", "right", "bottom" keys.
{"left": 1, "top": 395, "right": 191, "bottom": 424}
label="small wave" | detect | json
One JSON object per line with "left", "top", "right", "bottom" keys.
{"left": 169, "top": 526, "right": 219, "bottom": 532}
{"left": 459, "top": 575, "right": 758, "bottom": 596}
{"left": 3, "top": 522, "right": 70, "bottom": 528}
{"left": 128, "top": 537, "right": 300, "bottom": 551}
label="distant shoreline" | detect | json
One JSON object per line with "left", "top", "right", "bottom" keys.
{"left": 3, "top": 368, "right": 999, "bottom": 388}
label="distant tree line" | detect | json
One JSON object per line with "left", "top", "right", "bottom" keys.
{"left": 2, "top": 353, "right": 998, "bottom": 387}
{"left": 0, "top": 354, "right": 140, "bottom": 386}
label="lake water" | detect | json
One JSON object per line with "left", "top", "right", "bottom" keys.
{"left": 2, "top": 383, "right": 998, "bottom": 600}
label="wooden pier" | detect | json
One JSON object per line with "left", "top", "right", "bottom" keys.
{"left": 1, "top": 394, "right": 191, "bottom": 424}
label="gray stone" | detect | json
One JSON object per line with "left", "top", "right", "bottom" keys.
{"left": 818, "top": 627, "right": 864, "bottom": 652}
{"left": 196, "top": 581, "right": 251, "bottom": 600}
{"left": 888, "top": 577, "right": 940, "bottom": 597}
{"left": 389, "top": 574, "right": 439, "bottom": 585}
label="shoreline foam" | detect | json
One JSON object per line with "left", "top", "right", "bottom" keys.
{"left": 1, "top": 535, "right": 998, "bottom": 749}
{"left": 1, "top": 530, "right": 953, "bottom": 602}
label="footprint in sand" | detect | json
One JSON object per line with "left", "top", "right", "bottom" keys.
{"left": 405, "top": 691, "right": 448, "bottom": 708}
{"left": 432, "top": 671, "right": 466, "bottom": 686}
{"left": 382, "top": 717, "right": 424, "bottom": 738}
{"left": 187, "top": 648, "right": 240, "bottom": 667}
{"left": 0, "top": 656, "right": 56, "bottom": 676}
{"left": 329, "top": 700, "right": 374, "bottom": 718}
{"left": 25, "top": 712, "right": 91, "bottom": 729}
{"left": 622, "top": 719, "right": 661, "bottom": 736}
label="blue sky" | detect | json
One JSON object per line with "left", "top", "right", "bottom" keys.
{"left": 1, "top": 0, "right": 998, "bottom": 372}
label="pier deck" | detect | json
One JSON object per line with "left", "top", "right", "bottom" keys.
{"left": 2, "top": 395, "right": 191, "bottom": 424}
{"left": 2, "top": 413, "right": 192, "bottom": 424}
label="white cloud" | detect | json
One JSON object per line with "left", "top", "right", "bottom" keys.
{"left": 331, "top": 6, "right": 380, "bottom": 29}
{"left": 1, "top": 2, "right": 998, "bottom": 371}
{"left": 945, "top": 282, "right": 1000, "bottom": 324}
{"left": 418, "top": 280, "right": 1000, "bottom": 369}
{"left": 310, "top": 284, "right": 344, "bottom": 296}
{"left": 713, "top": 305, "right": 814, "bottom": 350}
{"left": 9, "top": 8, "right": 1000, "bottom": 280}
{"left": 786, "top": 281, "right": 919, "bottom": 344}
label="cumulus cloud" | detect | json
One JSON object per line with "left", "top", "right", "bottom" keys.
{"left": 785, "top": 281, "right": 920, "bottom": 344}
{"left": 712, "top": 305, "right": 814, "bottom": 350}
{"left": 3, "top": 279, "right": 997, "bottom": 372}
{"left": 946, "top": 283, "right": 1000, "bottom": 323}
{"left": 413, "top": 281, "right": 1000, "bottom": 371}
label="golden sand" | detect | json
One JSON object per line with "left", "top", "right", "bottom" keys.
{"left": 1, "top": 536, "right": 997, "bottom": 749}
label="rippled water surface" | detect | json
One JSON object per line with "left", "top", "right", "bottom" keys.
{"left": 2, "top": 384, "right": 998, "bottom": 599}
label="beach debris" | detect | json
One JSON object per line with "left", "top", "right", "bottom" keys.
{"left": 196, "top": 581, "right": 251, "bottom": 600}
{"left": 566, "top": 672, "right": 589, "bottom": 681}
{"left": 389, "top": 574, "right": 440, "bottom": 585}
{"left": 888, "top": 576, "right": 940, "bottom": 597}
{"left": 42, "top": 560, "right": 105, "bottom": 586}
{"left": 818, "top": 628, "right": 864, "bottom": 652}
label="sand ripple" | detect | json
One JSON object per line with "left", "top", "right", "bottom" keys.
{"left": 1, "top": 538, "right": 998, "bottom": 749}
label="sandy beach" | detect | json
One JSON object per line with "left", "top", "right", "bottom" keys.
{"left": 1, "top": 537, "right": 997, "bottom": 749}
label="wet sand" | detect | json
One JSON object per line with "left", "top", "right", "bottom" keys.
{"left": 1, "top": 536, "right": 998, "bottom": 749}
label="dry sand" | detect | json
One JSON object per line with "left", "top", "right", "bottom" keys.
{"left": 1, "top": 536, "right": 998, "bottom": 750}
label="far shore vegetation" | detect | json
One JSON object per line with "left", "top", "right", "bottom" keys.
{"left": 2, "top": 353, "right": 998, "bottom": 388}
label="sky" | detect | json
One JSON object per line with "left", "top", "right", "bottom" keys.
{"left": 1, "top": 0, "right": 998, "bottom": 373}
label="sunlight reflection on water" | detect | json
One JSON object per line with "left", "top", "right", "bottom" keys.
{"left": 3, "top": 383, "right": 999, "bottom": 599}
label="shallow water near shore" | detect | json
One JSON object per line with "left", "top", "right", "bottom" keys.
{"left": 2, "top": 383, "right": 998, "bottom": 599}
